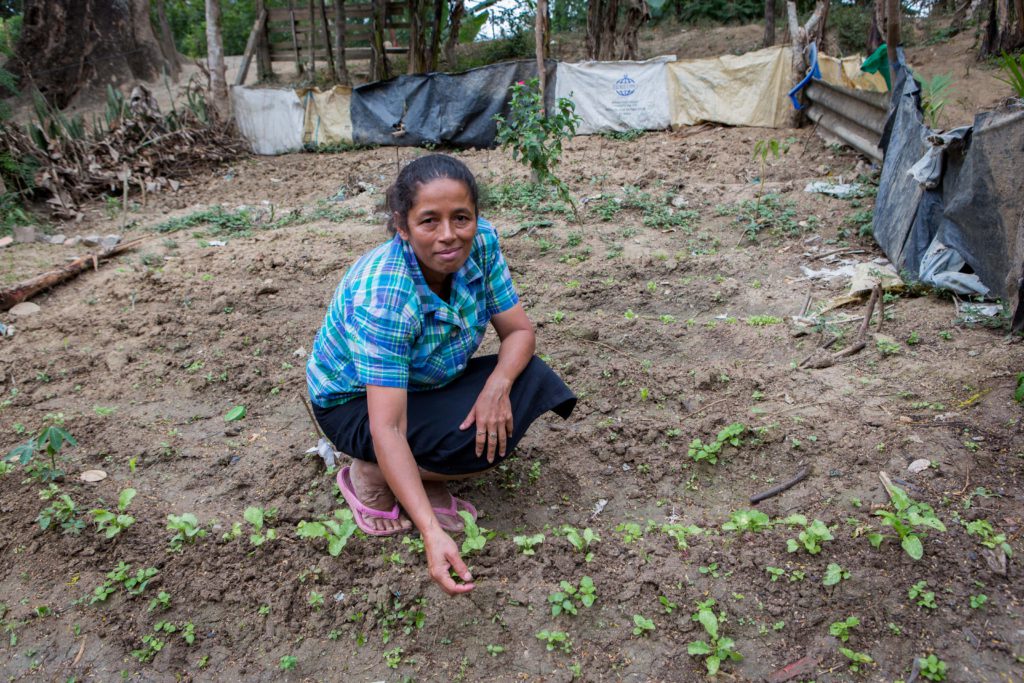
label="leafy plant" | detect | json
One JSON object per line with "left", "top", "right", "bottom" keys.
{"left": 36, "top": 485, "right": 84, "bottom": 534}
{"left": 839, "top": 647, "right": 873, "bottom": 673}
{"left": 722, "top": 509, "right": 772, "bottom": 533}
{"left": 536, "top": 629, "right": 572, "bottom": 653}
{"left": 296, "top": 509, "right": 358, "bottom": 556}
{"left": 632, "top": 614, "right": 655, "bottom": 636}
{"left": 688, "top": 423, "right": 746, "bottom": 464}
{"left": 964, "top": 519, "right": 1013, "bottom": 557}
{"left": 148, "top": 591, "right": 171, "bottom": 612}
{"left": 616, "top": 521, "right": 644, "bottom": 544}
{"left": 969, "top": 594, "right": 988, "bottom": 609}
{"left": 918, "top": 653, "right": 948, "bottom": 681}
{"left": 785, "top": 517, "right": 834, "bottom": 555}
{"left": 765, "top": 566, "right": 785, "bottom": 582}
{"left": 383, "top": 646, "right": 403, "bottom": 669}
{"left": 459, "top": 510, "right": 489, "bottom": 555}
{"left": 124, "top": 567, "right": 159, "bottom": 596}
{"left": 91, "top": 488, "right": 137, "bottom": 539}
{"left": 829, "top": 616, "right": 860, "bottom": 642}
{"left": 908, "top": 580, "right": 937, "bottom": 609}
{"left": 548, "top": 576, "right": 597, "bottom": 616}
{"left": 995, "top": 52, "right": 1024, "bottom": 99}
{"left": 242, "top": 506, "right": 278, "bottom": 547}
{"left": 513, "top": 533, "right": 545, "bottom": 555}
{"left": 661, "top": 523, "right": 705, "bottom": 550}
{"left": 279, "top": 654, "right": 297, "bottom": 671}
{"left": 823, "top": 563, "right": 851, "bottom": 587}
{"left": 166, "top": 513, "right": 207, "bottom": 552}
{"left": 874, "top": 483, "right": 946, "bottom": 560}
{"left": 307, "top": 590, "right": 324, "bottom": 611}
{"left": 659, "top": 595, "right": 677, "bottom": 613}
{"left": 562, "top": 526, "right": 599, "bottom": 561}
{"left": 752, "top": 138, "right": 788, "bottom": 199}
{"left": 914, "top": 73, "right": 954, "bottom": 130}
{"left": 687, "top": 599, "right": 742, "bottom": 676}
{"left": 5, "top": 417, "right": 76, "bottom": 481}
{"left": 493, "top": 78, "right": 581, "bottom": 209}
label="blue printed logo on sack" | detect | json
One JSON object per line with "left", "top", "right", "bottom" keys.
{"left": 614, "top": 75, "right": 636, "bottom": 97}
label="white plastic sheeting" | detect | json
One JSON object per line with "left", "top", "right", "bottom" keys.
{"left": 231, "top": 86, "right": 305, "bottom": 155}
{"left": 554, "top": 56, "right": 675, "bottom": 134}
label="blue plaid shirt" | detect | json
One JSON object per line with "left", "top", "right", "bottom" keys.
{"left": 307, "top": 218, "right": 519, "bottom": 408}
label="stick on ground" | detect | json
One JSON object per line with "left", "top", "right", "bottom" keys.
{"left": 750, "top": 465, "right": 810, "bottom": 505}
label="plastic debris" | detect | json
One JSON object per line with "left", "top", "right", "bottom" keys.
{"left": 80, "top": 469, "right": 108, "bottom": 482}
{"left": 804, "top": 181, "right": 862, "bottom": 198}
{"left": 306, "top": 437, "right": 342, "bottom": 469}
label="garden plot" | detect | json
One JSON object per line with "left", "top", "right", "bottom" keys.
{"left": 0, "top": 129, "right": 1021, "bottom": 682}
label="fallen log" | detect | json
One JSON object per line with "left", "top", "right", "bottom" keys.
{"left": 0, "top": 237, "right": 147, "bottom": 311}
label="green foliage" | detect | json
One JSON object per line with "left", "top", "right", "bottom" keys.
{"left": 918, "top": 654, "right": 948, "bottom": 681}
{"left": 459, "top": 510, "right": 489, "bottom": 555}
{"left": 296, "top": 509, "right": 358, "bottom": 556}
{"left": 829, "top": 616, "right": 860, "bottom": 642}
{"left": 908, "top": 580, "right": 937, "bottom": 609}
{"left": 493, "top": 79, "right": 581, "bottom": 210}
{"left": 995, "top": 52, "right": 1024, "bottom": 99}
{"left": 823, "top": 562, "right": 851, "bottom": 587}
{"left": 914, "top": 73, "right": 954, "bottom": 130}
{"left": 616, "top": 521, "right": 644, "bottom": 544}
{"left": 964, "top": 519, "right": 1012, "bottom": 557}
{"left": 631, "top": 614, "right": 655, "bottom": 636}
{"left": 513, "top": 533, "right": 545, "bottom": 555}
{"left": 148, "top": 591, "right": 172, "bottom": 612}
{"left": 785, "top": 518, "right": 834, "bottom": 555}
{"left": 162, "top": 0, "right": 255, "bottom": 58}
{"left": 548, "top": 576, "right": 597, "bottom": 616}
{"left": 661, "top": 523, "right": 705, "bottom": 550}
{"left": 1014, "top": 372, "right": 1024, "bottom": 403}
{"left": 242, "top": 506, "right": 278, "bottom": 547}
{"left": 279, "top": 654, "right": 298, "bottom": 671}
{"left": 676, "top": 0, "right": 761, "bottom": 24}
{"left": 561, "top": 526, "right": 599, "bottom": 561}
{"left": 831, "top": 4, "right": 873, "bottom": 55}
{"left": 839, "top": 647, "right": 873, "bottom": 672}
{"left": 536, "top": 629, "right": 572, "bottom": 653}
{"left": 91, "top": 489, "right": 137, "bottom": 539}
{"left": 166, "top": 513, "right": 207, "bottom": 552}
{"left": 687, "top": 599, "right": 742, "bottom": 676}
{"left": 969, "top": 593, "right": 988, "bottom": 609}
{"left": 722, "top": 509, "right": 771, "bottom": 533}
{"left": 874, "top": 483, "right": 946, "bottom": 560}
{"left": 720, "top": 194, "right": 801, "bottom": 241}
{"left": 36, "top": 485, "right": 84, "bottom": 535}
{"left": 5, "top": 418, "right": 76, "bottom": 481}
{"left": 688, "top": 422, "right": 746, "bottom": 465}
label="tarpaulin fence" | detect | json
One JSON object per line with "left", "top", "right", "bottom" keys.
{"left": 872, "top": 55, "right": 1024, "bottom": 328}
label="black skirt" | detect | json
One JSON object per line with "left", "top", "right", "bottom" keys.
{"left": 312, "top": 355, "right": 576, "bottom": 475}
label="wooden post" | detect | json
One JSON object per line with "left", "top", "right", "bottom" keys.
{"left": 370, "top": 0, "right": 388, "bottom": 81}
{"left": 536, "top": 0, "right": 547, "bottom": 112}
{"left": 288, "top": 0, "right": 303, "bottom": 75}
{"left": 319, "top": 0, "right": 337, "bottom": 81}
{"left": 308, "top": 0, "right": 317, "bottom": 76}
{"left": 235, "top": 8, "right": 268, "bottom": 87}
{"left": 254, "top": 0, "right": 273, "bottom": 81}
{"left": 427, "top": 0, "right": 444, "bottom": 70}
{"left": 886, "top": 0, "right": 900, "bottom": 88}
{"left": 764, "top": 0, "right": 775, "bottom": 47}
{"left": 408, "top": 0, "right": 423, "bottom": 73}
{"left": 334, "top": 0, "right": 349, "bottom": 84}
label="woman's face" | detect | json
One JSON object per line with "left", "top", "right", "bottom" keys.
{"left": 396, "top": 177, "right": 477, "bottom": 290}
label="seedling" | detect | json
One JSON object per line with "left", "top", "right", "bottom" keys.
{"left": 1014, "top": 371, "right": 1024, "bottom": 403}
{"left": 243, "top": 506, "right": 278, "bottom": 547}
{"left": 698, "top": 562, "right": 721, "bottom": 578}
{"left": 166, "top": 513, "right": 207, "bottom": 552}
{"left": 823, "top": 563, "right": 851, "bottom": 587}
{"left": 458, "top": 510, "right": 489, "bottom": 555}
{"left": 839, "top": 647, "right": 873, "bottom": 673}
{"left": 996, "top": 52, "right": 1024, "bottom": 98}
{"left": 722, "top": 509, "right": 772, "bottom": 533}
{"left": 486, "top": 644, "right": 505, "bottom": 656}
{"left": 918, "top": 653, "right": 948, "bottom": 681}
{"left": 765, "top": 566, "right": 785, "bottom": 582}
{"left": 91, "top": 488, "right": 137, "bottom": 539}
{"left": 148, "top": 591, "right": 171, "bottom": 612}
{"left": 296, "top": 509, "right": 357, "bottom": 556}
{"left": 969, "top": 594, "right": 987, "bottom": 609}
{"left": 661, "top": 523, "right": 704, "bottom": 550}
{"left": 279, "top": 655, "right": 297, "bottom": 671}
{"left": 383, "top": 646, "right": 403, "bottom": 669}
{"left": 687, "top": 598, "right": 742, "bottom": 676}
{"left": 124, "top": 567, "right": 158, "bottom": 596}
{"left": 659, "top": 595, "right": 677, "bottom": 613}
{"left": 688, "top": 423, "right": 745, "bottom": 464}
{"left": 307, "top": 590, "right": 324, "bottom": 611}
{"left": 829, "top": 616, "right": 860, "bottom": 642}
{"left": 964, "top": 519, "right": 1013, "bottom": 557}
{"left": 632, "top": 614, "right": 655, "bottom": 637}
{"left": 908, "top": 580, "right": 937, "bottom": 609}
{"left": 36, "top": 485, "right": 84, "bottom": 535}
{"left": 616, "top": 522, "right": 644, "bottom": 544}
{"left": 548, "top": 576, "right": 597, "bottom": 616}
{"left": 562, "top": 526, "right": 599, "bottom": 561}
{"left": 874, "top": 483, "right": 946, "bottom": 560}
{"left": 5, "top": 417, "right": 76, "bottom": 481}
{"left": 785, "top": 518, "right": 834, "bottom": 555}
{"left": 513, "top": 533, "right": 545, "bottom": 555}
{"left": 536, "top": 629, "right": 572, "bottom": 654}
{"left": 402, "top": 536, "right": 425, "bottom": 555}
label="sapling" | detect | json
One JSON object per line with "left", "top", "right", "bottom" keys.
{"left": 616, "top": 521, "right": 644, "bottom": 544}
{"left": 632, "top": 614, "right": 655, "bottom": 636}
{"left": 829, "top": 616, "right": 860, "bottom": 642}
{"left": 874, "top": 483, "right": 946, "bottom": 560}
{"left": 964, "top": 519, "right": 1012, "bottom": 557}
{"left": 166, "top": 513, "right": 207, "bottom": 552}
{"left": 687, "top": 599, "right": 742, "bottom": 676}
{"left": 839, "top": 647, "right": 873, "bottom": 673}
{"left": 513, "top": 533, "right": 545, "bottom": 555}
{"left": 148, "top": 591, "right": 171, "bottom": 612}
{"left": 661, "top": 523, "right": 704, "bottom": 549}
{"left": 124, "top": 567, "right": 158, "bottom": 596}
{"left": 562, "top": 526, "right": 600, "bottom": 561}
{"left": 458, "top": 510, "right": 488, "bottom": 555}
{"left": 91, "top": 488, "right": 137, "bottom": 539}
{"left": 243, "top": 506, "right": 278, "bottom": 546}
{"left": 659, "top": 595, "right": 677, "bottom": 613}
{"left": 5, "top": 416, "right": 76, "bottom": 481}
{"left": 688, "top": 423, "right": 746, "bottom": 465}
{"left": 296, "top": 509, "right": 357, "bottom": 556}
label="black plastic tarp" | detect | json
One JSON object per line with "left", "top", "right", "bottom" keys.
{"left": 873, "top": 57, "right": 1024, "bottom": 328}
{"left": 351, "top": 60, "right": 558, "bottom": 148}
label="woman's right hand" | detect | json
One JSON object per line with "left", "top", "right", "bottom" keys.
{"left": 424, "top": 529, "right": 475, "bottom": 595}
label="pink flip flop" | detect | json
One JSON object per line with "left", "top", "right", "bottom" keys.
{"left": 336, "top": 466, "right": 407, "bottom": 537}
{"left": 433, "top": 493, "right": 478, "bottom": 533}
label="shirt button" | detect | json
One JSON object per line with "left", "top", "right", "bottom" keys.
{"left": 457, "top": 363, "right": 465, "bottom": 370}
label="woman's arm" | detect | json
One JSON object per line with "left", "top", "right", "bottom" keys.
{"left": 459, "top": 302, "right": 536, "bottom": 462}
{"left": 367, "top": 385, "right": 475, "bottom": 596}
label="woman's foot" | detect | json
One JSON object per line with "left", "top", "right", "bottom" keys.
{"left": 349, "top": 460, "right": 413, "bottom": 534}
{"left": 423, "top": 480, "right": 465, "bottom": 531}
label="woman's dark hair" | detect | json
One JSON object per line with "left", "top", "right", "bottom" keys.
{"left": 385, "top": 154, "right": 479, "bottom": 236}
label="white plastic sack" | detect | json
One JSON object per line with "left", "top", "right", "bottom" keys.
{"left": 231, "top": 86, "right": 305, "bottom": 156}
{"left": 555, "top": 56, "right": 675, "bottom": 135}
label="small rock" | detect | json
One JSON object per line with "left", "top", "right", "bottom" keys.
{"left": 255, "top": 279, "right": 279, "bottom": 296}
{"left": 10, "top": 302, "right": 41, "bottom": 317}
{"left": 105, "top": 350, "right": 130, "bottom": 372}
{"left": 908, "top": 458, "right": 931, "bottom": 474}
{"left": 670, "top": 195, "right": 688, "bottom": 208}
{"left": 569, "top": 326, "right": 600, "bottom": 342}
{"left": 0, "top": 236, "right": 12, "bottom": 248}
{"left": 48, "top": 234, "right": 66, "bottom": 245}
{"left": 100, "top": 234, "right": 122, "bottom": 249}
{"left": 12, "top": 225, "right": 35, "bottom": 243}
{"left": 82, "top": 235, "right": 102, "bottom": 247}
{"left": 293, "top": 347, "right": 307, "bottom": 358}
{"left": 63, "top": 236, "right": 81, "bottom": 247}
{"left": 271, "top": 257, "right": 286, "bottom": 268}
{"left": 224, "top": 425, "right": 241, "bottom": 437}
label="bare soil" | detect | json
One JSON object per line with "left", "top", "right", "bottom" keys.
{"left": 1, "top": 125, "right": 1022, "bottom": 682}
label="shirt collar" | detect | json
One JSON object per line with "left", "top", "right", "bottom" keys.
{"left": 397, "top": 234, "right": 484, "bottom": 316}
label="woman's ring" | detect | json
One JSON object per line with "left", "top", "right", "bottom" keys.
{"left": 489, "top": 432, "right": 497, "bottom": 438}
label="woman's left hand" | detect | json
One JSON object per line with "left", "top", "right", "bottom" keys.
{"left": 459, "top": 377, "right": 513, "bottom": 463}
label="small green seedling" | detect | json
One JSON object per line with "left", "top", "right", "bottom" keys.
{"left": 661, "top": 523, "right": 705, "bottom": 550}
{"left": 536, "top": 629, "right": 572, "bottom": 654}
{"left": 823, "top": 563, "right": 851, "bottom": 587}
{"left": 659, "top": 595, "right": 677, "bottom": 613}
{"left": 243, "top": 506, "right": 278, "bottom": 547}
{"left": 918, "top": 653, "right": 947, "bottom": 681}
{"left": 839, "top": 647, "right": 873, "bottom": 673}
{"left": 513, "top": 533, "right": 545, "bottom": 555}
{"left": 969, "top": 594, "right": 987, "bottom": 609}
{"left": 765, "top": 566, "right": 785, "bottom": 582}
{"left": 279, "top": 655, "right": 297, "bottom": 671}
{"left": 148, "top": 591, "right": 171, "bottom": 612}
{"left": 36, "top": 485, "right": 84, "bottom": 535}
{"left": 616, "top": 521, "right": 644, "bottom": 544}
{"left": 829, "top": 616, "right": 860, "bottom": 643}
{"left": 383, "top": 646, "right": 403, "bottom": 669}
{"left": 687, "top": 599, "right": 742, "bottom": 676}
{"left": 166, "top": 513, "right": 207, "bottom": 552}
{"left": 307, "top": 590, "right": 324, "bottom": 611}
{"left": 296, "top": 509, "right": 358, "bottom": 556}
{"left": 785, "top": 517, "right": 834, "bottom": 555}
{"left": 874, "top": 483, "right": 946, "bottom": 560}
{"left": 688, "top": 423, "right": 746, "bottom": 465}
{"left": 548, "top": 576, "right": 597, "bottom": 616}
{"left": 5, "top": 418, "right": 76, "bottom": 481}
{"left": 486, "top": 644, "right": 505, "bottom": 657}
{"left": 459, "top": 510, "right": 489, "bottom": 555}
{"left": 964, "top": 519, "right": 1013, "bottom": 557}
{"left": 91, "top": 488, "right": 137, "bottom": 539}
{"left": 908, "top": 580, "right": 937, "bottom": 609}
{"left": 631, "top": 614, "right": 655, "bottom": 637}
{"left": 124, "top": 567, "right": 158, "bottom": 596}
{"left": 722, "top": 509, "right": 772, "bottom": 533}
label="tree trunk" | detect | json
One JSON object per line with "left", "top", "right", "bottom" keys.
{"left": 536, "top": 0, "right": 547, "bottom": 111}
{"left": 254, "top": 0, "right": 273, "bottom": 81}
{"left": 370, "top": 0, "right": 389, "bottom": 81}
{"left": 764, "top": 0, "right": 776, "bottom": 47}
{"left": 206, "top": 0, "right": 229, "bottom": 119}
{"left": 982, "top": 0, "right": 1024, "bottom": 54}
{"left": 426, "top": 0, "right": 444, "bottom": 71}
{"left": 407, "top": 0, "right": 424, "bottom": 73}
{"left": 445, "top": 0, "right": 465, "bottom": 68}
{"left": 152, "top": 0, "right": 181, "bottom": 78}
{"left": 868, "top": 0, "right": 885, "bottom": 52}
{"left": 13, "top": 0, "right": 169, "bottom": 109}
{"left": 887, "top": 0, "right": 900, "bottom": 87}
{"left": 600, "top": 0, "right": 619, "bottom": 60}
{"left": 619, "top": 0, "right": 649, "bottom": 59}
{"left": 334, "top": 0, "right": 350, "bottom": 85}
{"left": 586, "top": 0, "right": 602, "bottom": 59}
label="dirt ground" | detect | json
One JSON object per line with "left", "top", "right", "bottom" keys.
{"left": 1, "top": 120, "right": 1022, "bottom": 683}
